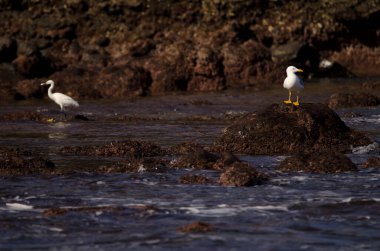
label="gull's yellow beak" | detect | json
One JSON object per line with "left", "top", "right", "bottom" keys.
{"left": 297, "top": 69, "right": 303, "bottom": 72}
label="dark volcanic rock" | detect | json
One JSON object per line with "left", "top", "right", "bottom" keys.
{"left": 327, "top": 93, "right": 380, "bottom": 109}
{"left": 60, "top": 140, "right": 165, "bottom": 158}
{"left": 178, "top": 221, "right": 214, "bottom": 233}
{"left": 219, "top": 162, "right": 268, "bottom": 187}
{"left": 213, "top": 103, "right": 372, "bottom": 155}
{"left": 278, "top": 151, "right": 357, "bottom": 173}
{"left": 363, "top": 157, "right": 380, "bottom": 168}
{"left": 179, "top": 174, "right": 213, "bottom": 185}
{"left": 0, "top": 36, "right": 17, "bottom": 62}
{"left": 0, "top": 147, "right": 55, "bottom": 176}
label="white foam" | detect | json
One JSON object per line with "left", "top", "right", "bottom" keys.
{"left": 6, "top": 203, "right": 34, "bottom": 211}
{"left": 352, "top": 142, "right": 378, "bottom": 154}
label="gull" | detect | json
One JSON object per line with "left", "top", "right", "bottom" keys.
{"left": 283, "top": 66, "right": 304, "bottom": 106}
{"left": 41, "top": 80, "right": 79, "bottom": 116}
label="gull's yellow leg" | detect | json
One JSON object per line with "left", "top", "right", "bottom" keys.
{"left": 293, "top": 95, "right": 300, "bottom": 106}
{"left": 283, "top": 90, "right": 292, "bottom": 104}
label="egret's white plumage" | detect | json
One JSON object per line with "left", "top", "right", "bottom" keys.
{"left": 283, "top": 66, "right": 304, "bottom": 106}
{"left": 41, "top": 80, "right": 79, "bottom": 111}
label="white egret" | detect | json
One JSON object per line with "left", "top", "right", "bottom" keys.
{"left": 283, "top": 66, "right": 304, "bottom": 106}
{"left": 41, "top": 80, "right": 79, "bottom": 115}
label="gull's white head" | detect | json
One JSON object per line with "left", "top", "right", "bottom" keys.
{"left": 41, "top": 80, "right": 54, "bottom": 86}
{"left": 286, "top": 66, "right": 303, "bottom": 75}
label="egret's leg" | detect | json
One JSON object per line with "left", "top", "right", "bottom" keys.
{"left": 293, "top": 95, "right": 300, "bottom": 106}
{"left": 283, "top": 90, "right": 292, "bottom": 104}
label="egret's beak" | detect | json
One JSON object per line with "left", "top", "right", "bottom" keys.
{"left": 297, "top": 69, "right": 303, "bottom": 73}
{"left": 41, "top": 83, "right": 45, "bottom": 86}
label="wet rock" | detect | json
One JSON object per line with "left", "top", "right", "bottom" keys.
{"left": 0, "top": 111, "right": 51, "bottom": 122}
{"left": 326, "top": 93, "right": 380, "bottom": 109}
{"left": 178, "top": 221, "right": 214, "bottom": 233}
{"left": 42, "top": 206, "right": 123, "bottom": 217}
{"left": 169, "top": 142, "right": 207, "bottom": 155}
{"left": 278, "top": 151, "right": 357, "bottom": 173}
{"left": 73, "top": 114, "right": 90, "bottom": 121}
{"left": 0, "top": 147, "right": 55, "bottom": 176}
{"left": 171, "top": 148, "right": 219, "bottom": 170}
{"left": 213, "top": 103, "right": 372, "bottom": 155}
{"left": 0, "top": 36, "right": 17, "bottom": 62}
{"left": 97, "top": 157, "right": 168, "bottom": 173}
{"left": 179, "top": 174, "right": 213, "bottom": 185}
{"left": 212, "top": 152, "right": 241, "bottom": 170}
{"left": 219, "top": 162, "right": 268, "bottom": 187}
{"left": 362, "top": 157, "right": 380, "bottom": 168}
{"left": 60, "top": 140, "right": 165, "bottom": 158}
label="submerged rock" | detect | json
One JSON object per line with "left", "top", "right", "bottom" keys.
{"left": 60, "top": 140, "right": 165, "bottom": 157}
{"left": 179, "top": 174, "right": 213, "bottom": 185}
{"left": 213, "top": 103, "right": 371, "bottom": 155}
{"left": 0, "top": 111, "right": 51, "bottom": 122}
{"left": 97, "top": 157, "right": 168, "bottom": 173}
{"left": 219, "top": 162, "right": 268, "bottom": 187}
{"left": 278, "top": 150, "right": 357, "bottom": 173}
{"left": 326, "top": 93, "right": 380, "bottom": 109}
{"left": 177, "top": 221, "right": 214, "bottom": 233}
{"left": 0, "top": 147, "right": 55, "bottom": 176}
{"left": 363, "top": 157, "right": 380, "bottom": 168}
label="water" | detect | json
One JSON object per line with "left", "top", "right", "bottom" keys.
{"left": 1, "top": 80, "right": 380, "bottom": 250}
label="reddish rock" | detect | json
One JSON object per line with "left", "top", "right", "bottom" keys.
{"left": 326, "top": 93, "right": 380, "bottom": 109}
{"left": 14, "top": 79, "right": 44, "bottom": 99}
{"left": 219, "top": 162, "right": 268, "bottom": 187}
{"left": 42, "top": 206, "right": 123, "bottom": 217}
{"left": 178, "top": 221, "right": 214, "bottom": 233}
{"left": 188, "top": 47, "right": 225, "bottom": 91}
{"left": 213, "top": 103, "right": 372, "bottom": 155}
{"left": 212, "top": 152, "right": 241, "bottom": 170}
{"left": 222, "top": 40, "right": 271, "bottom": 88}
{"left": 362, "top": 157, "right": 380, "bottom": 168}
{"left": 278, "top": 151, "right": 357, "bottom": 173}
{"left": 12, "top": 51, "right": 59, "bottom": 78}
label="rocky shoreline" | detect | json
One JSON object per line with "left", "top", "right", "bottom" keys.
{"left": 1, "top": 102, "right": 378, "bottom": 183}
{"left": 0, "top": 0, "right": 379, "bottom": 101}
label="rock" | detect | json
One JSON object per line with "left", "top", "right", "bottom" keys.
{"left": 213, "top": 103, "right": 372, "bottom": 155}
{"left": 177, "top": 221, "right": 214, "bottom": 233}
{"left": 14, "top": 79, "right": 44, "bottom": 99}
{"left": 212, "top": 152, "right": 241, "bottom": 170}
{"left": 0, "top": 36, "right": 17, "bottom": 62}
{"left": 188, "top": 46, "right": 225, "bottom": 91}
{"left": 278, "top": 150, "right": 357, "bottom": 173}
{"left": 219, "top": 162, "right": 268, "bottom": 187}
{"left": 362, "top": 157, "right": 380, "bottom": 168}
{"left": 42, "top": 206, "right": 123, "bottom": 217}
{"left": 326, "top": 93, "right": 380, "bottom": 109}
{"left": 222, "top": 40, "right": 271, "bottom": 88}
{"left": 12, "top": 50, "right": 59, "bottom": 78}
{"left": 170, "top": 148, "right": 219, "bottom": 170}
{"left": 97, "top": 157, "right": 168, "bottom": 173}
{"left": 60, "top": 140, "right": 165, "bottom": 158}
{"left": 179, "top": 174, "right": 213, "bottom": 185}
{"left": 0, "top": 111, "right": 51, "bottom": 122}
{"left": 0, "top": 147, "right": 55, "bottom": 176}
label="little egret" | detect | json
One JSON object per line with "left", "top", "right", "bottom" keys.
{"left": 41, "top": 80, "right": 79, "bottom": 115}
{"left": 283, "top": 66, "right": 304, "bottom": 106}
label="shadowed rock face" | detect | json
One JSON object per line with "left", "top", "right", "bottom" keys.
{"left": 0, "top": 1, "right": 379, "bottom": 100}
{"left": 278, "top": 151, "right": 357, "bottom": 173}
{"left": 213, "top": 103, "right": 372, "bottom": 155}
